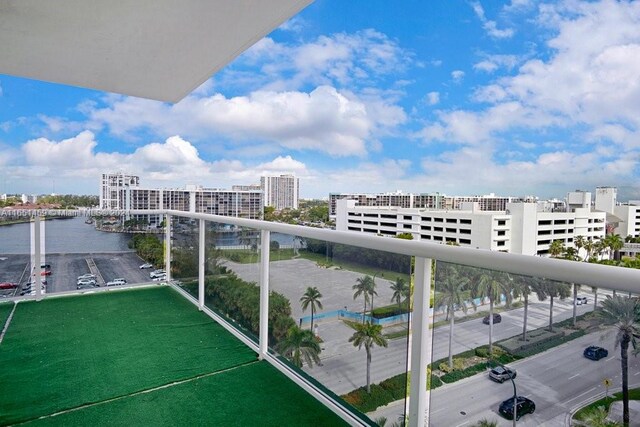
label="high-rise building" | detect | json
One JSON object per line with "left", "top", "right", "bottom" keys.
{"left": 100, "top": 172, "right": 140, "bottom": 210}
{"left": 261, "top": 174, "right": 299, "bottom": 210}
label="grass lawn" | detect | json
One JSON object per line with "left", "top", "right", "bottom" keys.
{"left": 573, "top": 387, "right": 640, "bottom": 421}
{"left": 0, "top": 286, "right": 349, "bottom": 426}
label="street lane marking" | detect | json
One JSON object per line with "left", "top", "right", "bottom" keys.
{"left": 455, "top": 422, "right": 470, "bottom": 427}
{"left": 634, "top": 372, "right": 640, "bottom": 376}
{"left": 566, "top": 386, "right": 597, "bottom": 403}
{"left": 568, "top": 373, "right": 581, "bottom": 380}
{"left": 606, "top": 356, "right": 616, "bottom": 362}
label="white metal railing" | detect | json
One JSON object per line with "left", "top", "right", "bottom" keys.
{"left": 8, "top": 209, "right": 640, "bottom": 427}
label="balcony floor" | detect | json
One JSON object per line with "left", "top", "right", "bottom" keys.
{"left": 0, "top": 286, "right": 347, "bottom": 426}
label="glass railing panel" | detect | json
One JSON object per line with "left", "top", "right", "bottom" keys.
{"left": 429, "top": 262, "right": 634, "bottom": 426}
{"left": 0, "top": 212, "right": 32, "bottom": 298}
{"left": 267, "top": 234, "right": 412, "bottom": 426}
{"left": 183, "top": 221, "right": 263, "bottom": 344}
{"left": 39, "top": 212, "right": 164, "bottom": 294}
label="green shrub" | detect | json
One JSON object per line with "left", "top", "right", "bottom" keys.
{"left": 439, "top": 362, "right": 452, "bottom": 373}
{"left": 475, "top": 347, "right": 490, "bottom": 358}
{"left": 453, "top": 358, "right": 465, "bottom": 371}
{"left": 341, "top": 374, "right": 408, "bottom": 412}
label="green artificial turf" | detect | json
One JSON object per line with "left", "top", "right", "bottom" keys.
{"left": 0, "top": 286, "right": 257, "bottom": 425}
{"left": 24, "top": 361, "right": 349, "bottom": 427}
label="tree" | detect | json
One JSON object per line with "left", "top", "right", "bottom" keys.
{"left": 348, "top": 321, "right": 388, "bottom": 393}
{"left": 514, "top": 275, "right": 546, "bottom": 342}
{"left": 605, "top": 233, "right": 624, "bottom": 261}
{"left": 598, "top": 295, "right": 640, "bottom": 427}
{"left": 276, "top": 325, "right": 321, "bottom": 368}
{"left": 471, "top": 420, "right": 499, "bottom": 427}
{"left": 300, "top": 286, "right": 323, "bottom": 332}
{"left": 549, "top": 239, "right": 565, "bottom": 258}
{"left": 435, "top": 264, "right": 472, "bottom": 369}
{"left": 538, "top": 280, "right": 571, "bottom": 332}
{"left": 389, "top": 277, "right": 409, "bottom": 311}
{"left": 353, "top": 275, "right": 375, "bottom": 323}
{"left": 471, "top": 269, "right": 511, "bottom": 355}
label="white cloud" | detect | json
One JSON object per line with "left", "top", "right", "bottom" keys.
{"left": 235, "top": 29, "right": 411, "bottom": 92}
{"left": 7, "top": 132, "right": 312, "bottom": 192}
{"left": 470, "top": 1, "right": 515, "bottom": 39}
{"left": 451, "top": 70, "right": 465, "bottom": 83}
{"left": 426, "top": 92, "right": 440, "bottom": 105}
{"left": 88, "top": 85, "right": 407, "bottom": 157}
{"left": 473, "top": 54, "right": 519, "bottom": 73}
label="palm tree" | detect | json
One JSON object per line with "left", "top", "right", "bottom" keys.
{"left": 606, "top": 233, "right": 624, "bottom": 261}
{"left": 300, "top": 286, "right": 323, "bottom": 332}
{"left": 389, "top": 277, "right": 409, "bottom": 311}
{"left": 514, "top": 275, "right": 546, "bottom": 342}
{"left": 471, "top": 269, "right": 510, "bottom": 355}
{"left": 276, "top": 325, "right": 321, "bottom": 368}
{"left": 549, "top": 239, "right": 565, "bottom": 258}
{"left": 574, "top": 235, "right": 586, "bottom": 260}
{"left": 348, "top": 321, "right": 388, "bottom": 393}
{"left": 540, "top": 280, "right": 571, "bottom": 332}
{"left": 471, "top": 420, "right": 499, "bottom": 427}
{"left": 598, "top": 295, "right": 640, "bottom": 427}
{"left": 435, "top": 264, "right": 472, "bottom": 369}
{"left": 353, "top": 275, "right": 375, "bottom": 323}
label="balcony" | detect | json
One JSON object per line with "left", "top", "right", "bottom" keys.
{"left": 2, "top": 209, "right": 640, "bottom": 426}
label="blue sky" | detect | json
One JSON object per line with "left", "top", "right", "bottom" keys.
{"left": 1, "top": 0, "right": 640, "bottom": 201}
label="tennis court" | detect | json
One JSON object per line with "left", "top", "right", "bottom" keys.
{"left": 0, "top": 286, "right": 348, "bottom": 426}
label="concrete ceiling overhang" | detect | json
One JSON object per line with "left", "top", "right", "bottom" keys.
{"left": 0, "top": 0, "right": 313, "bottom": 103}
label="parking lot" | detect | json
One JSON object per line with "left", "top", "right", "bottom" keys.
{"left": 0, "top": 251, "right": 156, "bottom": 296}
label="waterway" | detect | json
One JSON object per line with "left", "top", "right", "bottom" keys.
{"left": 0, "top": 217, "right": 132, "bottom": 254}
{"left": 0, "top": 217, "right": 296, "bottom": 254}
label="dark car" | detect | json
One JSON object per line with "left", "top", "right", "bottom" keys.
{"left": 483, "top": 313, "right": 502, "bottom": 325}
{"left": 489, "top": 366, "right": 517, "bottom": 383}
{"left": 0, "top": 282, "right": 18, "bottom": 290}
{"left": 584, "top": 346, "right": 608, "bottom": 361}
{"left": 499, "top": 396, "right": 535, "bottom": 421}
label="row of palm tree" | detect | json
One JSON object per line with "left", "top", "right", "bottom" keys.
{"left": 434, "top": 262, "right": 572, "bottom": 369}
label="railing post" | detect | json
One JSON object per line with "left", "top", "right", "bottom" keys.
{"left": 259, "top": 229, "right": 270, "bottom": 359}
{"left": 198, "top": 219, "right": 205, "bottom": 310}
{"left": 408, "top": 257, "right": 433, "bottom": 427}
{"left": 33, "top": 216, "right": 43, "bottom": 301}
{"left": 165, "top": 214, "right": 171, "bottom": 280}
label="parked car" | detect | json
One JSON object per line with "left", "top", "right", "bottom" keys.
{"left": 77, "top": 282, "right": 96, "bottom": 290}
{"left": 139, "top": 263, "right": 153, "bottom": 269}
{"left": 584, "top": 346, "right": 608, "bottom": 361}
{"left": 575, "top": 296, "right": 588, "bottom": 305}
{"left": 489, "top": 366, "right": 517, "bottom": 383}
{"left": 483, "top": 313, "right": 502, "bottom": 325}
{"left": 152, "top": 274, "right": 167, "bottom": 282}
{"left": 77, "top": 278, "right": 96, "bottom": 288}
{"left": 106, "top": 278, "right": 127, "bottom": 286}
{"left": 150, "top": 269, "right": 166, "bottom": 279}
{"left": 78, "top": 274, "right": 96, "bottom": 281}
{"left": 0, "top": 282, "right": 18, "bottom": 290}
{"left": 499, "top": 396, "right": 535, "bottom": 420}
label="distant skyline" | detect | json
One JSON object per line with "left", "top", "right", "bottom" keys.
{"left": 1, "top": 1, "right": 639, "bottom": 200}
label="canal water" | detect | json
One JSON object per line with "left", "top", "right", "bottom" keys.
{"left": 0, "top": 217, "right": 132, "bottom": 254}
{"left": 0, "top": 217, "right": 296, "bottom": 254}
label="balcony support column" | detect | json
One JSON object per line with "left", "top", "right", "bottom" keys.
{"left": 408, "top": 257, "right": 433, "bottom": 427}
{"left": 33, "top": 216, "right": 43, "bottom": 301}
{"left": 165, "top": 214, "right": 171, "bottom": 281}
{"left": 259, "top": 229, "right": 270, "bottom": 359}
{"left": 198, "top": 219, "right": 205, "bottom": 310}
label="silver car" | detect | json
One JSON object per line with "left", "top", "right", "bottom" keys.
{"left": 489, "top": 366, "right": 517, "bottom": 383}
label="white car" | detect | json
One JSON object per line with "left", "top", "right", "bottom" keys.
{"left": 576, "top": 296, "right": 588, "bottom": 305}
{"left": 77, "top": 278, "right": 96, "bottom": 288}
{"left": 139, "top": 263, "right": 153, "bottom": 269}
{"left": 78, "top": 274, "right": 96, "bottom": 281}
{"left": 150, "top": 269, "right": 166, "bottom": 279}
{"left": 106, "top": 278, "right": 127, "bottom": 286}
{"left": 152, "top": 274, "right": 167, "bottom": 282}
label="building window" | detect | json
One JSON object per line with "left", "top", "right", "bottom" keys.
{"left": 433, "top": 236, "right": 443, "bottom": 241}
{"left": 446, "top": 218, "right": 457, "bottom": 223}
{"left": 459, "top": 238, "right": 471, "bottom": 244}
{"left": 460, "top": 219, "right": 472, "bottom": 224}
{"left": 497, "top": 230, "right": 506, "bottom": 236}
{"left": 434, "top": 227, "right": 443, "bottom": 232}
{"left": 403, "top": 215, "right": 412, "bottom": 220}
{"left": 434, "top": 217, "right": 444, "bottom": 222}
{"left": 497, "top": 220, "right": 507, "bottom": 226}
{"left": 446, "top": 228, "right": 456, "bottom": 233}
{"left": 497, "top": 241, "right": 506, "bottom": 247}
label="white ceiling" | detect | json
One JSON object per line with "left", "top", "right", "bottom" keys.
{"left": 0, "top": 0, "right": 313, "bottom": 103}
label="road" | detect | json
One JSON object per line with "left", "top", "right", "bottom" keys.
{"left": 372, "top": 329, "right": 640, "bottom": 426}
